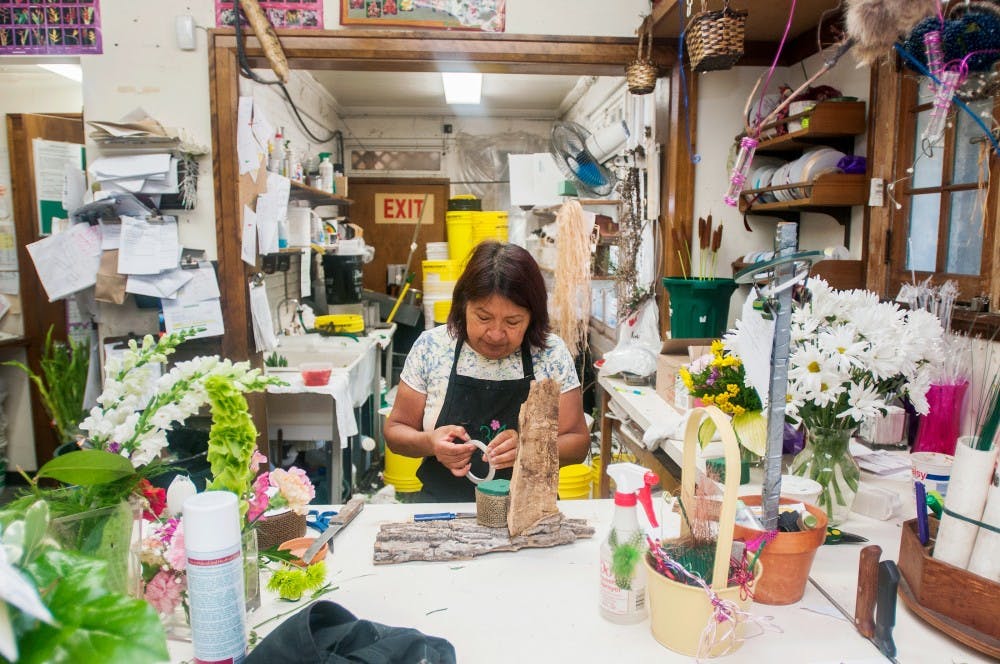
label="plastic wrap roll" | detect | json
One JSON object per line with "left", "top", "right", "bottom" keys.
{"left": 932, "top": 439, "right": 999, "bottom": 569}
{"left": 967, "top": 473, "right": 1000, "bottom": 581}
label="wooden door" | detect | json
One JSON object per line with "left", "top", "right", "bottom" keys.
{"left": 348, "top": 178, "right": 449, "bottom": 296}
{"left": 6, "top": 112, "right": 84, "bottom": 465}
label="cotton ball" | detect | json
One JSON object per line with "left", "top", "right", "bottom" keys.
{"left": 166, "top": 475, "right": 198, "bottom": 516}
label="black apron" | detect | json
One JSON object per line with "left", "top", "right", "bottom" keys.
{"left": 416, "top": 339, "right": 535, "bottom": 502}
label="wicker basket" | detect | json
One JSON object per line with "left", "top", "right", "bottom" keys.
{"left": 256, "top": 509, "right": 307, "bottom": 551}
{"left": 685, "top": 0, "right": 748, "bottom": 73}
{"left": 626, "top": 20, "right": 659, "bottom": 95}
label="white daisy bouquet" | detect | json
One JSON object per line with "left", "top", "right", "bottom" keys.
{"left": 785, "top": 279, "right": 943, "bottom": 431}
{"left": 785, "top": 280, "right": 943, "bottom": 523}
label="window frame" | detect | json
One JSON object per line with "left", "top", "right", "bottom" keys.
{"left": 888, "top": 73, "right": 998, "bottom": 302}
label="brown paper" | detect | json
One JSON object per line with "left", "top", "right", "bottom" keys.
{"left": 94, "top": 250, "right": 127, "bottom": 305}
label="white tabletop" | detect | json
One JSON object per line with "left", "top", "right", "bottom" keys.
{"left": 166, "top": 498, "right": 996, "bottom": 663}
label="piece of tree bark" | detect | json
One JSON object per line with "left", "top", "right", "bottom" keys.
{"left": 506, "top": 379, "right": 562, "bottom": 536}
{"left": 373, "top": 514, "right": 594, "bottom": 564}
{"left": 238, "top": 0, "right": 290, "bottom": 83}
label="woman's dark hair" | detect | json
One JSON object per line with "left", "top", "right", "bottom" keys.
{"left": 447, "top": 241, "right": 550, "bottom": 348}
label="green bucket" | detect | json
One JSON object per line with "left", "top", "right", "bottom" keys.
{"left": 662, "top": 277, "right": 738, "bottom": 338}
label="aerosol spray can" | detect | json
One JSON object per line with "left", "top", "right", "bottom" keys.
{"left": 184, "top": 491, "right": 247, "bottom": 664}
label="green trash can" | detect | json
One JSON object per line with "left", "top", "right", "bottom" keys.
{"left": 662, "top": 277, "right": 738, "bottom": 338}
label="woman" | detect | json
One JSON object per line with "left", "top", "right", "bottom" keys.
{"left": 385, "top": 241, "right": 589, "bottom": 502}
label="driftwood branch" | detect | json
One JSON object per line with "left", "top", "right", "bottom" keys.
{"left": 373, "top": 513, "right": 595, "bottom": 565}
{"left": 507, "top": 379, "right": 561, "bottom": 536}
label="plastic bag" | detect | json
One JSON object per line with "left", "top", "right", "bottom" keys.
{"left": 599, "top": 297, "right": 661, "bottom": 379}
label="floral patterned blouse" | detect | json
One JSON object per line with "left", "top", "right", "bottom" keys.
{"left": 400, "top": 325, "right": 580, "bottom": 433}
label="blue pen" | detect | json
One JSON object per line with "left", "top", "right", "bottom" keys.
{"left": 413, "top": 512, "right": 476, "bottom": 522}
{"left": 915, "top": 481, "right": 929, "bottom": 545}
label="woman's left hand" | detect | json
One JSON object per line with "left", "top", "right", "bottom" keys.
{"left": 485, "top": 430, "right": 518, "bottom": 470}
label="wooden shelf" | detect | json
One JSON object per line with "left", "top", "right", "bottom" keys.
{"left": 289, "top": 180, "right": 352, "bottom": 207}
{"left": 752, "top": 101, "right": 867, "bottom": 153}
{"left": 739, "top": 173, "right": 867, "bottom": 216}
{"left": 731, "top": 258, "right": 865, "bottom": 291}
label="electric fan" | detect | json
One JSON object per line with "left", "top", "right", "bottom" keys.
{"left": 549, "top": 120, "right": 629, "bottom": 197}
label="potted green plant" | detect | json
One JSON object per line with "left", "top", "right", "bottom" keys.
{"left": 3, "top": 326, "right": 89, "bottom": 449}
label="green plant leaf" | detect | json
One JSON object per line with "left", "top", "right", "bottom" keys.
{"left": 36, "top": 450, "right": 136, "bottom": 486}
{"left": 697, "top": 417, "right": 716, "bottom": 449}
{"left": 733, "top": 410, "right": 768, "bottom": 457}
{"left": 19, "top": 550, "right": 167, "bottom": 664}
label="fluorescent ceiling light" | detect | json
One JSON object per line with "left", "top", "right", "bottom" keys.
{"left": 442, "top": 72, "right": 482, "bottom": 105}
{"left": 37, "top": 63, "right": 82, "bottom": 82}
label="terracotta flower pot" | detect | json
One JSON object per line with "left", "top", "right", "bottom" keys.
{"left": 733, "top": 495, "right": 828, "bottom": 605}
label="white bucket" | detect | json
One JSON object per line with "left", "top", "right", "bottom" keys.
{"left": 780, "top": 474, "right": 822, "bottom": 507}
{"left": 911, "top": 451, "right": 953, "bottom": 497}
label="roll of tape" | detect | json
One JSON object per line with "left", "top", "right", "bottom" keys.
{"left": 465, "top": 439, "right": 496, "bottom": 485}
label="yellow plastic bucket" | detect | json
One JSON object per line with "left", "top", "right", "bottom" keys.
{"left": 558, "top": 463, "right": 592, "bottom": 500}
{"left": 433, "top": 299, "right": 452, "bottom": 324}
{"left": 422, "top": 259, "right": 460, "bottom": 284}
{"left": 446, "top": 211, "right": 476, "bottom": 263}
{"left": 471, "top": 211, "right": 509, "bottom": 246}
{"left": 383, "top": 446, "right": 423, "bottom": 493}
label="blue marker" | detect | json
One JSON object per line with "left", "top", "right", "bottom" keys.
{"left": 915, "top": 481, "right": 929, "bottom": 545}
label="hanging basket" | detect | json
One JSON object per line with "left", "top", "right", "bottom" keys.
{"left": 626, "top": 21, "right": 659, "bottom": 95}
{"left": 685, "top": 0, "right": 748, "bottom": 73}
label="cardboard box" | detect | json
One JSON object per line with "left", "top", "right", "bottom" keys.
{"left": 333, "top": 175, "right": 348, "bottom": 197}
{"left": 655, "top": 338, "right": 714, "bottom": 407}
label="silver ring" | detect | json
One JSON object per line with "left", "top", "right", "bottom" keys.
{"left": 466, "top": 439, "right": 496, "bottom": 484}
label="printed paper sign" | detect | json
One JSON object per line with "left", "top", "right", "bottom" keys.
{"left": 374, "top": 193, "right": 433, "bottom": 224}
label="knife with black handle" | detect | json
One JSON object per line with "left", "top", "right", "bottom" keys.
{"left": 873, "top": 559, "right": 901, "bottom": 661}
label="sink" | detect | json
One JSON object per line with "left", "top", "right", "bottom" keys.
{"left": 267, "top": 334, "right": 377, "bottom": 407}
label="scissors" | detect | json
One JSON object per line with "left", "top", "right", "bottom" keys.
{"left": 825, "top": 527, "right": 869, "bottom": 545}
{"left": 307, "top": 509, "right": 337, "bottom": 531}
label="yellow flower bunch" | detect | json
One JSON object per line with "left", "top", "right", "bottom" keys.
{"left": 682, "top": 343, "right": 762, "bottom": 417}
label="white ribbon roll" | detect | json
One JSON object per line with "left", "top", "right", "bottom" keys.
{"left": 466, "top": 439, "right": 496, "bottom": 485}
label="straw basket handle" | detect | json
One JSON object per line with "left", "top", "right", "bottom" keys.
{"left": 680, "top": 405, "right": 742, "bottom": 591}
{"left": 636, "top": 18, "right": 653, "bottom": 61}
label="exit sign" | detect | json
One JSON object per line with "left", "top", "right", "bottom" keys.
{"left": 374, "top": 193, "right": 434, "bottom": 224}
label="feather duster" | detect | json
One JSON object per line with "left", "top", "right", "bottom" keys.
{"left": 845, "top": 0, "right": 938, "bottom": 65}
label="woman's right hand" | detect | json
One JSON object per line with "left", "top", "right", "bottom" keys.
{"left": 429, "top": 425, "right": 476, "bottom": 477}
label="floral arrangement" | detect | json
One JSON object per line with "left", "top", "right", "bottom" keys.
{"left": 725, "top": 279, "right": 943, "bottom": 523}
{"left": 139, "top": 449, "right": 317, "bottom": 618}
{"left": 680, "top": 340, "right": 767, "bottom": 458}
{"left": 781, "top": 279, "right": 942, "bottom": 430}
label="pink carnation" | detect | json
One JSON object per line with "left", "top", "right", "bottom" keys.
{"left": 270, "top": 467, "right": 315, "bottom": 515}
{"left": 144, "top": 569, "right": 185, "bottom": 615}
{"left": 163, "top": 522, "right": 186, "bottom": 571}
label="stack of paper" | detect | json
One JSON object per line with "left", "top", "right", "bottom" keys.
{"left": 87, "top": 108, "right": 178, "bottom": 147}
{"left": 88, "top": 153, "right": 178, "bottom": 195}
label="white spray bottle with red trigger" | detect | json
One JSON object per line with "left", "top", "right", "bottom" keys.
{"left": 599, "top": 462, "right": 659, "bottom": 623}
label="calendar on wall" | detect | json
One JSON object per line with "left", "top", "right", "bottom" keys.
{"left": 216, "top": 1, "right": 323, "bottom": 29}
{"left": 0, "top": 1, "right": 102, "bottom": 55}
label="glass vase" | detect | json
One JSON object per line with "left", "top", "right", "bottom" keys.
{"left": 243, "top": 528, "right": 261, "bottom": 614}
{"left": 49, "top": 500, "right": 143, "bottom": 596}
{"left": 913, "top": 381, "right": 969, "bottom": 455}
{"left": 790, "top": 425, "right": 860, "bottom": 526}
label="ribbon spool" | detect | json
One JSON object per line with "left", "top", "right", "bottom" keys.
{"left": 466, "top": 439, "right": 496, "bottom": 485}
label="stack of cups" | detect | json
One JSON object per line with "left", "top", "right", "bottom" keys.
{"left": 426, "top": 242, "right": 450, "bottom": 260}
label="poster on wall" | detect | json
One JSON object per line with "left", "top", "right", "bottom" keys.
{"left": 216, "top": 1, "right": 323, "bottom": 29}
{"left": 32, "top": 139, "right": 85, "bottom": 236}
{"left": 0, "top": 0, "right": 101, "bottom": 55}
{"left": 341, "top": 0, "right": 505, "bottom": 32}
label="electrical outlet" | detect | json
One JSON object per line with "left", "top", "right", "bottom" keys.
{"left": 868, "top": 177, "right": 885, "bottom": 207}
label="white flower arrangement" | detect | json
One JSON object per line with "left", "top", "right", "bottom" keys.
{"left": 783, "top": 279, "right": 943, "bottom": 430}
{"left": 80, "top": 330, "right": 278, "bottom": 468}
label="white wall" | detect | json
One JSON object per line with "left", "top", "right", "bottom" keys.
{"left": 0, "top": 69, "right": 82, "bottom": 471}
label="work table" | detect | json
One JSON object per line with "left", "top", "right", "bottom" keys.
{"left": 166, "top": 495, "right": 991, "bottom": 663}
